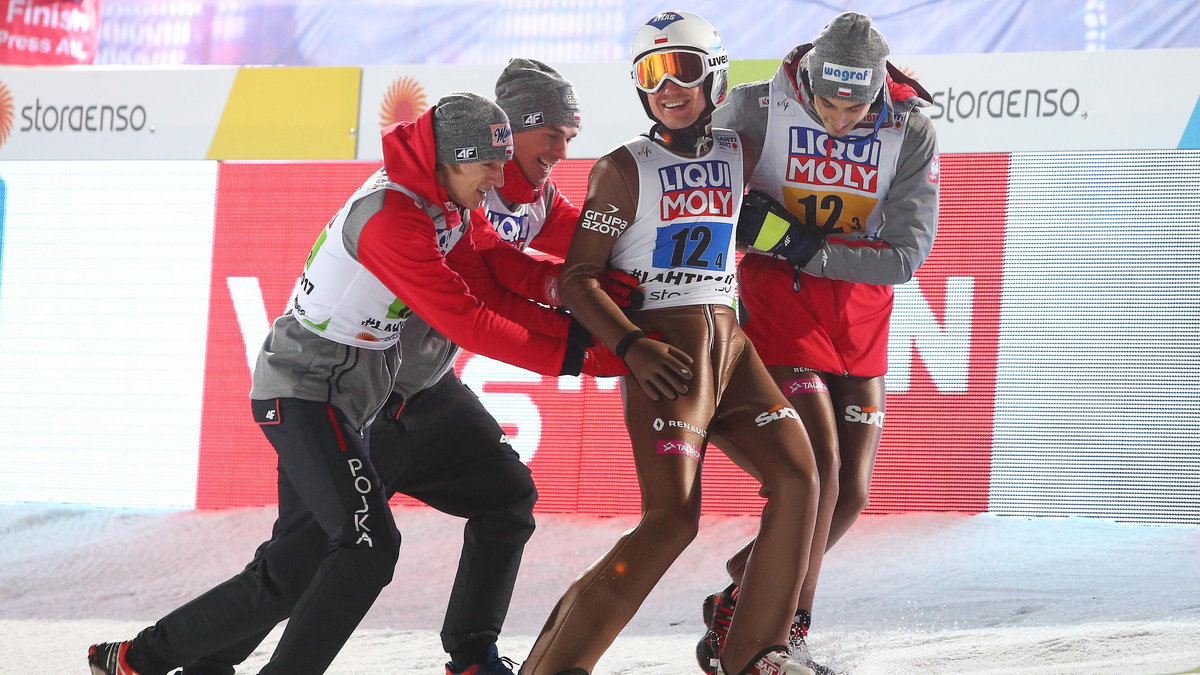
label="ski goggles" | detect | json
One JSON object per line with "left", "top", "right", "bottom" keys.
{"left": 633, "top": 50, "right": 708, "bottom": 93}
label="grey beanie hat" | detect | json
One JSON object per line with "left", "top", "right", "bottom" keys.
{"left": 495, "top": 58, "right": 582, "bottom": 131}
{"left": 433, "top": 92, "right": 514, "bottom": 164}
{"left": 808, "top": 12, "right": 890, "bottom": 103}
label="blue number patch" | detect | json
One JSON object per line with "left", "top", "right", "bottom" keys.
{"left": 653, "top": 221, "right": 731, "bottom": 271}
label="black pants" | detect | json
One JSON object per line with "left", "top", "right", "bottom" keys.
{"left": 133, "top": 398, "right": 401, "bottom": 675}
{"left": 165, "top": 373, "right": 537, "bottom": 674}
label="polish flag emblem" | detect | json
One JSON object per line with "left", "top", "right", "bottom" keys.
{"left": 837, "top": 86, "right": 853, "bottom": 97}
{"left": 654, "top": 35, "right": 669, "bottom": 44}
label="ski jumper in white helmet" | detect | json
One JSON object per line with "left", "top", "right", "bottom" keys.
{"left": 520, "top": 10, "right": 821, "bottom": 675}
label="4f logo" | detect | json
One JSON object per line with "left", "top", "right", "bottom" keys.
{"left": 522, "top": 111, "right": 545, "bottom": 127}
{"left": 454, "top": 147, "right": 478, "bottom": 161}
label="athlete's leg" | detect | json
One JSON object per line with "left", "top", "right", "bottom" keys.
{"left": 722, "top": 367, "right": 840, "bottom": 616}
{"left": 522, "top": 309, "right": 718, "bottom": 675}
{"left": 374, "top": 373, "right": 537, "bottom": 666}
{"left": 824, "top": 374, "right": 885, "bottom": 548}
{"left": 707, "top": 347, "right": 819, "bottom": 674}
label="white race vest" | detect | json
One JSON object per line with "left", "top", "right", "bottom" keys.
{"left": 748, "top": 80, "right": 905, "bottom": 256}
{"left": 291, "top": 168, "right": 467, "bottom": 349}
{"left": 610, "top": 131, "right": 743, "bottom": 310}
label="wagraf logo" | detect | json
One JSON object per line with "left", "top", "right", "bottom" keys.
{"left": 822, "top": 62, "right": 872, "bottom": 84}
{"left": 657, "top": 160, "right": 734, "bottom": 220}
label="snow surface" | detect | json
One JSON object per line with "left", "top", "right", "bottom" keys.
{"left": 2, "top": 504, "right": 1199, "bottom": 674}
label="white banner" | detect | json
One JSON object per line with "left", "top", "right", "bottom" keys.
{"left": 899, "top": 48, "right": 1200, "bottom": 152}
{"left": 0, "top": 67, "right": 237, "bottom": 159}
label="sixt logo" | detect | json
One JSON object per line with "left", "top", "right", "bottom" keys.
{"left": 754, "top": 405, "right": 800, "bottom": 426}
{"left": 845, "top": 405, "right": 884, "bottom": 428}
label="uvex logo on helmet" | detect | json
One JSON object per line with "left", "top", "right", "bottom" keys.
{"left": 378, "top": 76, "right": 429, "bottom": 128}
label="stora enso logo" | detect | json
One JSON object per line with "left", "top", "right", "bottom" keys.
{"left": 0, "top": 81, "right": 14, "bottom": 149}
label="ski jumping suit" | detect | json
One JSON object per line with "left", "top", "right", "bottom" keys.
{"left": 129, "top": 109, "right": 600, "bottom": 675}
{"left": 521, "top": 130, "right": 819, "bottom": 675}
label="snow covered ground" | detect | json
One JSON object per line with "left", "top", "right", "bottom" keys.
{"left": 2, "top": 504, "right": 1199, "bottom": 674}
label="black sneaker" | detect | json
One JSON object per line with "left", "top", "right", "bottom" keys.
{"left": 88, "top": 642, "right": 141, "bottom": 675}
{"left": 445, "top": 643, "right": 518, "bottom": 675}
{"left": 696, "top": 583, "right": 738, "bottom": 675}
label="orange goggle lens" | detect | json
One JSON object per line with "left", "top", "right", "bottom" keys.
{"left": 634, "top": 50, "right": 707, "bottom": 92}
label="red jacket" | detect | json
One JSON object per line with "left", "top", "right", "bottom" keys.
{"left": 355, "top": 110, "right": 576, "bottom": 375}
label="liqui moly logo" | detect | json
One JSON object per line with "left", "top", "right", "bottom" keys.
{"left": 658, "top": 160, "right": 734, "bottom": 220}
{"left": 786, "top": 127, "right": 880, "bottom": 192}
{"left": 488, "top": 210, "right": 531, "bottom": 248}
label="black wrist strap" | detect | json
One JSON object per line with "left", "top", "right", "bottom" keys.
{"left": 614, "top": 329, "right": 646, "bottom": 359}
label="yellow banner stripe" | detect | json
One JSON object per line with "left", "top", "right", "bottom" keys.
{"left": 208, "top": 67, "right": 360, "bottom": 159}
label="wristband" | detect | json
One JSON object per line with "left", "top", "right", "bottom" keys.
{"left": 613, "top": 329, "right": 646, "bottom": 360}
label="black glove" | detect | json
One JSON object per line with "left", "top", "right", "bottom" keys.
{"left": 559, "top": 316, "right": 593, "bottom": 376}
{"left": 736, "top": 189, "right": 827, "bottom": 268}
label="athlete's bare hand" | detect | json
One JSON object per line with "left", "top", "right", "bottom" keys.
{"left": 623, "top": 337, "right": 694, "bottom": 401}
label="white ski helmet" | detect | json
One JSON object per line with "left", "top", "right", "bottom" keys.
{"left": 630, "top": 11, "right": 729, "bottom": 114}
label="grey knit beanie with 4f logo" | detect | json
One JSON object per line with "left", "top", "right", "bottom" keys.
{"left": 494, "top": 58, "right": 582, "bottom": 131}
{"left": 433, "top": 92, "right": 514, "bottom": 164}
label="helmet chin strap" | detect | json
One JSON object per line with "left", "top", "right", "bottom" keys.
{"left": 638, "top": 78, "right": 717, "bottom": 156}
{"left": 650, "top": 119, "right": 713, "bottom": 155}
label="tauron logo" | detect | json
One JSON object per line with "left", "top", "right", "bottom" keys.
{"left": 0, "top": 82, "right": 14, "bottom": 148}
{"left": 378, "top": 76, "right": 428, "bottom": 128}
